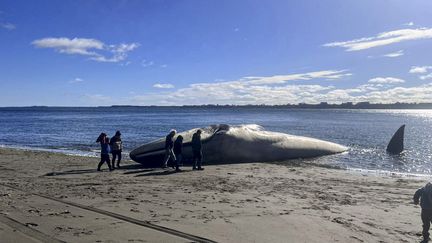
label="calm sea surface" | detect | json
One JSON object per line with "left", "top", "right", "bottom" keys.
{"left": 0, "top": 107, "right": 431, "bottom": 174}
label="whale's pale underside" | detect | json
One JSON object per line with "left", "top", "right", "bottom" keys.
{"left": 129, "top": 124, "right": 348, "bottom": 166}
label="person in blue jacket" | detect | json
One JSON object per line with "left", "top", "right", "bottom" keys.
{"left": 96, "top": 133, "right": 112, "bottom": 171}
{"left": 414, "top": 182, "right": 432, "bottom": 242}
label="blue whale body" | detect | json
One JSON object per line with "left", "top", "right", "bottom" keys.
{"left": 129, "top": 124, "right": 348, "bottom": 166}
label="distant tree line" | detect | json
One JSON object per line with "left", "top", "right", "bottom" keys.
{"left": 178, "top": 102, "right": 432, "bottom": 109}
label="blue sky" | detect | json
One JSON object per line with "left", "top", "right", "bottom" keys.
{"left": 1, "top": 0, "right": 432, "bottom": 106}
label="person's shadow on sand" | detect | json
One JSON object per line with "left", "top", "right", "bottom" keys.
{"left": 123, "top": 169, "right": 154, "bottom": 175}
{"left": 43, "top": 164, "right": 191, "bottom": 177}
{"left": 44, "top": 164, "right": 148, "bottom": 176}
{"left": 135, "top": 169, "right": 191, "bottom": 177}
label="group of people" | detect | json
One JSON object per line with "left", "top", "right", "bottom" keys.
{"left": 95, "top": 129, "right": 204, "bottom": 172}
{"left": 95, "top": 131, "right": 123, "bottom": 171}
{"left": 163, "top": 129, "right": 204, "bottom": 172}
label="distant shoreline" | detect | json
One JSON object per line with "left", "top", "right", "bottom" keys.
{"left": 1, "top": 102, "right": 432, "bottom": 109}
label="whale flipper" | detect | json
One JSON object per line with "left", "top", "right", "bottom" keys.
{"left": 386, "top": 125, "right": 405, "bottom": 154}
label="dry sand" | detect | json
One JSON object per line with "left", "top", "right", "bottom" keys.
{"left": 0, "top": 147, "right": 429, "bottom": 242}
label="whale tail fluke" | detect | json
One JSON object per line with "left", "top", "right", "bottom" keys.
{"left": 386, "top": 125, "right": 405, "bottom": 154}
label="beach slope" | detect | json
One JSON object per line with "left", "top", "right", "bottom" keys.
{"left": 0, "top": 148, "right": 428, "bottom": 242}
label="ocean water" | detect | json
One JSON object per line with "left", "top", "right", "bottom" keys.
{"left": 0, "top": 107, "right": 431, "bottom": 174}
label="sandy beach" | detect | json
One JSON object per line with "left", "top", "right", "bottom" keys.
{"left": 0, "top": 147, "right": 429, "bottom": 242}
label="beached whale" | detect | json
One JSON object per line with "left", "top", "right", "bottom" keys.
{"left": 129, "top": 124, "right": 348, "bottom": 166}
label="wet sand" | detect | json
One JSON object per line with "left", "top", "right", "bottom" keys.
{"left": 0, "top": 147, "right": 429, "bottom": 242}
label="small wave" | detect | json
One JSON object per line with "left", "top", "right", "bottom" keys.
{"left": 0, "top": 144, "right": 99, "bottom": 158}
{"left": 346, "top": 167, "right": 432, "bottom": 178}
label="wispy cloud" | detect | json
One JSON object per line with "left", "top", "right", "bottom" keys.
{"left": 153, "top": 83, "right": 175, "bottom": 89}
{"left": 409, "top": 66, "right": 432, "bottom": 80}
{"left": 120, "top": 61, "right": 132, "bottom": 66}
{"left": 324, "top": 27, "right": 432, "bottom": 51}
{"left": 141, "top": 60, "right": 154, "bottom": 67}
{"left": 409, "top": 66, "right": 432, "bottom": 74}
{"left": 69, "top": 77, "right": 84, "bottom": 84}
{"left": 91, "top": 43, "right": 140, "bottom": 63}
{"left": 0, "top": 22, "right": 15, "bottom": 30}
{"left": 404, "top": 22, "right": 414, "bottom": 26}
{"left": 383, "top": 50, "right": 404, "bottom": 58}
{"left": 31, "top": 37, "right": 139, "bottom": 63}
{"left": 237, "top": 70, "right": 351, "bottom": 85}
{"left": 368, "top": 77, "right": 405, "bottom": 84}
{"left": 420, "top": 73, "right": 432, "bottom": 80}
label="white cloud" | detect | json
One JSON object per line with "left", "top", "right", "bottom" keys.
{"left": 383, "top": 50, "right": 404, "bottom": 57}
{"left": 404, "top": 22, "right": 414, "bottom": 26}
{"left": 69, "top": 77, "right": 84, "bottom": 84}
{"left": 238, "top": 70, "right": 351, "bottom": 85}
{"left": 409, "top": 66, "right": 432, "bottom": 81}
{"left": 409, "top": 66, "right": 432, "bottom": 74}
{"left": 323, "top": 27, "right": 432, "bottom": 51}
{"left": 0, "top": 22, "right": 15, "bottom": 30}
{"left": 420, "top": 73, "right": 432, "bottom": 80}
{"left": 128, "top": 81, "right": 432, "bottom": 106}
{"left": 32, "top": 37, "right": 139, "bottom": 63}
{"left": 121, "top": 69, "right": 432, "bottom": 106}
{"left": 153, "top": 83, "right": 175, "bottom": 89}
{"left": 32, "top": 37, "right": 104, "bottom": 55}
{"left": 368, "top": 77, "right": 405, "bottom": 84}
{"left": 126, "top": 70, "right": 351, "bottom": 105}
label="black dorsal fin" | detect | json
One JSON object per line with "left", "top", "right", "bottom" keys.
{"left": 386, "top": 125, "right": 405, "bottom": 154}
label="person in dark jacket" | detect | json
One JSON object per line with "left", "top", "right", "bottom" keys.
{"left": 96, "top": 133, "right": 112, "bottom": 171}
{"left": 110, "top": 131, "right": 123, "bottom": 169}
{"left": 191, "top": 129, "right": 203, "bottom": 170}
{"left": 162, "top": 129, "right": 176, "bottom": 168}
{"left": 414, "top": 182, "right": 432, "bottom": 242}
{"left": 173, "top": 135, "right": 183, "bottom": 172}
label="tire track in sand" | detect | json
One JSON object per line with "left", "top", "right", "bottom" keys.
{"left": 1, "top": 183, "right": 217, "bottom": 243}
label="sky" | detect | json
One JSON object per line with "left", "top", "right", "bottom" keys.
{"left": 1, "top": 0, "right": 432, "bottom": 106}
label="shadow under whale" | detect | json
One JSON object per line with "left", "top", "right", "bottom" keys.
{"left": 129, "top": 124, "right": 348, "bottom": 167}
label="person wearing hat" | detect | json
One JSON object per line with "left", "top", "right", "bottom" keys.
{"left": 414, "top": 182, "right": 432, "bottom": 242}
{"left": 162, "top": 129, "right": 176, "bottom": 168}
{"left": 96, "top": 132, "right": 112, "bottom": 171}
{"left": 110, "top": 130, "right": 123, "bottom": 169}
{"left": 191, "top": 129, "right": 203, "bottom": 170}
